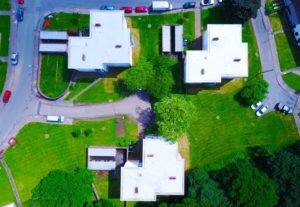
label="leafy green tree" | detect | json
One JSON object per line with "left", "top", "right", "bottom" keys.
{"left": 240, "top": 77, "right": 269, "bottom": 105}
{"left": 96, "top": 199, "right": 115, "bottom": 207}
{"left": 154, "top": 96, "right": 196, "bottom": 142}
{"left": 30, "top": 168, "right": 94, "bottom": 207}
{"left": 266, "top": 151, "right": 300, "bottom": 207}
{"left": 188, "top": 169, "right": 232, "bottom": 207}
{"left": 124, "top": 57, "right": 154, "bottom": 91}
{"left": 216, "top": 161, "right": 278, "bottom": 207}
{"left": 222, "top": 0, "right": 261, "bottom": 24}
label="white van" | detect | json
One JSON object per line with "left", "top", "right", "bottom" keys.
{"left": 151, "top": 1, "right": 173, "bottom": 11}
{"left": 46, "top": 115, "right": 64, "bottom": 123}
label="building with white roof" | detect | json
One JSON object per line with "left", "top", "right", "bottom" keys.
{"left": 87, "top": 147, "right": 117, "bottom": 171}
{"left": 185, "top": 24, "right": 248, "bottom": 83}
{"left": 120, "top": 136, "right": 185, "bottom": 201}
{"left": 68, "top": 10, "right": 132, "bottom": 72}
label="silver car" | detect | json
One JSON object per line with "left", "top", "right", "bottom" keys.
{"left": 11, "top": 52, "right": 18, "bottom": 65}
{"left": 256, "top": 105, "right": 269, "bottom": 117}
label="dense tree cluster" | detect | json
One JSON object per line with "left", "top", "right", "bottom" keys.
{"left": 240, "top": 77, "right": 269, "bottom": 105}
{"left": 124, "top": 56, "right": 176, "bottom": 99}
{"left": 154, "top": 96, "right": 196, "bottom": 142}
{"left": 222, "top": 0, "right": 261, "bottom": 24}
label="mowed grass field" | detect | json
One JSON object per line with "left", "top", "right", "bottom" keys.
{"left": 0, "top": 0, "right": 10, "bottom": 10}
{"left": 4, "top": 118, "right": 138, "bottom": 203}
{"left": 39, "top": 55, "right": 72, "bottom": 98}
{"left": 0, "top": 15, "right": 10, "bottom": 56}
{"left": 283, "top": 72, "right": 300, "bottom": 91}
{"left": 0, "top": 61, "right": 7, "bottom": 94}
{"left": 46, "top": 13, "right": 89, "bottom": 31}
{"left": 0, "top": 162, "right": 15, "bottom": 206}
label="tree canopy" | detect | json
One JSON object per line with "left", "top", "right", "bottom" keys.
{"left": 240, "top": 77, "right": 269, "bottom": 105}
{"left": 222, "top": 0, "right": 261, "bottom": 24}
{"left": 30, "top": 168, "right": 94, "bottom": 207}
{"left": 123, "top": 56, "right": 175, "bottom": 99}
{"left": 154, "top": 96, "right": 196, "bottom": 142}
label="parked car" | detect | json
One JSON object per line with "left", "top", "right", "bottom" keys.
{"left": 218, "top": 0, "right": 223, "bottom": 3}
{"left": 18, "top": 0, "right": 24, "bottom": 4}
{"left": 11, "top": 52, "right": 18, "bottom": 65}
{"left": 276, "top": 102, "right": 293, "bottom": 114}
{"left": 16, "top": 7, "right": 23, "bottom": 22}
{"left": 99, "top": 5, "right": 115, "bottom": 10}
{"left": 200, "top": 0, "right": 215, "bottom": 6}
{"left": 135, "top": 6, "right": 149, "bottom": 13}
{"left": 120, "top": 6, "right": 133, "bottom": 13}
{"left": 251, "top": 101, "right": 262, "bottom": 111}
{"left": 183, "top": 1, "right": 196, "bottom": 9}
{"left": 2, "top": 90, "right": 12, "bottom": 103}
{"left": 256, "top": 105, "right": 269, "bottom": 117}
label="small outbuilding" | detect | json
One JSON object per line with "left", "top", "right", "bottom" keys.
{"left": 40, "top": 31, "right": 68, "bottom": 40}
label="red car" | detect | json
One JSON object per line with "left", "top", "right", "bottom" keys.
{"left": 18, "top": 0, "right": 24, "bottom": 4}
{"left": 120, "top": 6, "right": 132, "bottom": 13}
{"left": 2, "top": 90, "right": 12, "bottom": 103}
{"left": 135, "top": 6, "right": 148, "bottom": 13}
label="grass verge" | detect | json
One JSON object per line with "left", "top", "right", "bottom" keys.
{"left": 4, "top": 118, "right": 138, "bottom": 203}
{"left": 283, "top": 72, "right": 300, "bottom": 91}
{"left": 0, "top": 15, "right": 10, "bottom": 56}
{"left": 0, "top": 61, "right": 7, "bottom": 94}
{"left": 0, "top": 0, "right": 10, "bottom": 11}
{"left": 46, "top": 13, "right": 89, "bottom": 31}
{"left": 64, "top": 78, "right": 97, "bottom": 101}
{"left": 0, "top": 162, "right": 15, "bottom": 206}
{"left": 39, "top": 55, "right": 72, "bottom": 98}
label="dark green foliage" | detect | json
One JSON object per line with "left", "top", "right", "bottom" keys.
{"left": 124, "top": 56, "right": 175, "bottom": 99}
{"left": 266, "top": 151, "right": 300, "bottom": 207}
{"left": 215, "top": 161, "right": 278, "bottom": 207}
{"left": 84, "top": 128, "right": 93, "bottom": 137}
{"left": 223, "top": 0, "right": 261, "bottom": 24}
{"left": 154, "top": 96, "right": 196, "bottom": 141}
{"left": 188, "top": 169, "right": 232, "bottom": 207}
{"left": 30, "top": 168, "right": 94, "bottom": 207}
{"left": 241, "top": 77, "right": 269, "bottom": 105}
{"left": 72, "top": 128, "right": 82, "bottom": 138}
{"left": 96, "top": 199, "right": 115, "bottom": 207}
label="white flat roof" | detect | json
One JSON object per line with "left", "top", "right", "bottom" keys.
{"left": 88, "top": 160, "right": 116, "bottom": 170}
{"left": 40, "top": 31, "right": 68, "bottom": 40}
{"left": 68, "top": 10, "right": 132, "bottom": 70}
{"left": 121, "top": 136, "right": 185, "bottom": 201}
{"left": 88, "top": 147, "right": 116, "bottom": 157}
{"left": 175, "top": 25, "right": 183, "bottom": 52}
{"left": 185, "top": 24, "right": 248, "bottom": 83}
{"left": 162, "top": 25, "right": 171, "bottom": 52}
{"left": 39, "top": 43, "right": 67, "bottom": 52}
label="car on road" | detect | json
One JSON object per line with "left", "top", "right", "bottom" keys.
{"left": 251, "top": 101, "right": 262, "bottom": 111}
{"left": 256, "top": 105, "right": 269, "bottom": 117}
{"left": 2, "top": 90, "right": 12, "bottom": 103}
{"left": 183, "top": 1, "right": 196, "bottom": 9}
{"left": 18, "top": 0, "right": 24, "bottom": 4}
{"left": 120, "top": 6, "right": 133, "bottom": 13}
{"left": 16, "top": 7, "right": 23, "bottom": 22}
{"left": 99, "top": 5, "right": 115, "bottom": 10}
{"left": 135, "top": 6, "right": 149, "bottom": 13}
{"left": 200, "top": 0, "right": 215, "bottom": 6}
{"left": 276, "top": 102, "right": 293, "bottom": 114}
{"left": 11, "top": 52, "right": 18, "bottom": 65}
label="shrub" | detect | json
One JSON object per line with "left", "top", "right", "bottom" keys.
{"left": 72, "top": 128, "right": 82, "bottom": 138}
{"left": 84, "top": 128, "right": 92, "bottom": 137}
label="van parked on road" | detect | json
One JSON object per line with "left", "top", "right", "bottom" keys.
{"left": 46, "top": 115, "right": 64, "bottom": 123}
{"left": 151, "top": 1, "right": 172, "bottom": 12}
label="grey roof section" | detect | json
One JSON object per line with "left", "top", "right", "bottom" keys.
{"left": 88, "top": 147, "right": 116, "bottom": 157}
{"left": 175, "top": 25, "right": 183, "bottom": 52}
{"left": 88, "top": 160, "right": 116, "bottom": 170}
{"left": 40, "top": 31, "right": 68, "bottom": 40}
{"left": 162, "top": 25, "right": 171, "bottom": 52}
{"left": 39, "top": 43, "right": 67, "bottom": 53}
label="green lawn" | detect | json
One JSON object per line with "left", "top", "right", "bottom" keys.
{"left": 4, "top": 118, "right": 138, "bottom": 203}
{"left": 269, "top": 12, "right": 283, "bottom": 32}
{"left": 46, "top": 13, "right": 89, "bottom": 31}
{"left": 0, "top": 162, "right": 15, "bottom": 206}
{"left": 188, "top": 79, "right": 299, "bottom": 170}
{"left": 0, "top": 61, "right": 7, "bottom": 94}
{"left": 75, "top": 78, "right": 123, "bottom": 103}
{"left": 283, "top": 72, "right": 300, "bottom": 91}
{"left": 39, "top": 55, "right": 72, "bottom": 98}
{"left": 129, "top": 11, "right": 195, "bottom": 57}
{"left": 0, "top": 15, "right": 10, "bottom": 56}
{"left": 64, "top": 78, "right": 97, "bottom": 101}
{"left": 0, "top": 0, "right": 10, "bottom": 11}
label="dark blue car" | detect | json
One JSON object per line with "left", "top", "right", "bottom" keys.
{"left": 17, "top": 7, "right": 23, "bottom": 22}
{"left": 99, "top": 5, "right": 115, "bottom": 10}
{"left": 183, "top": 1, "right": 196, "bottom": 9}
